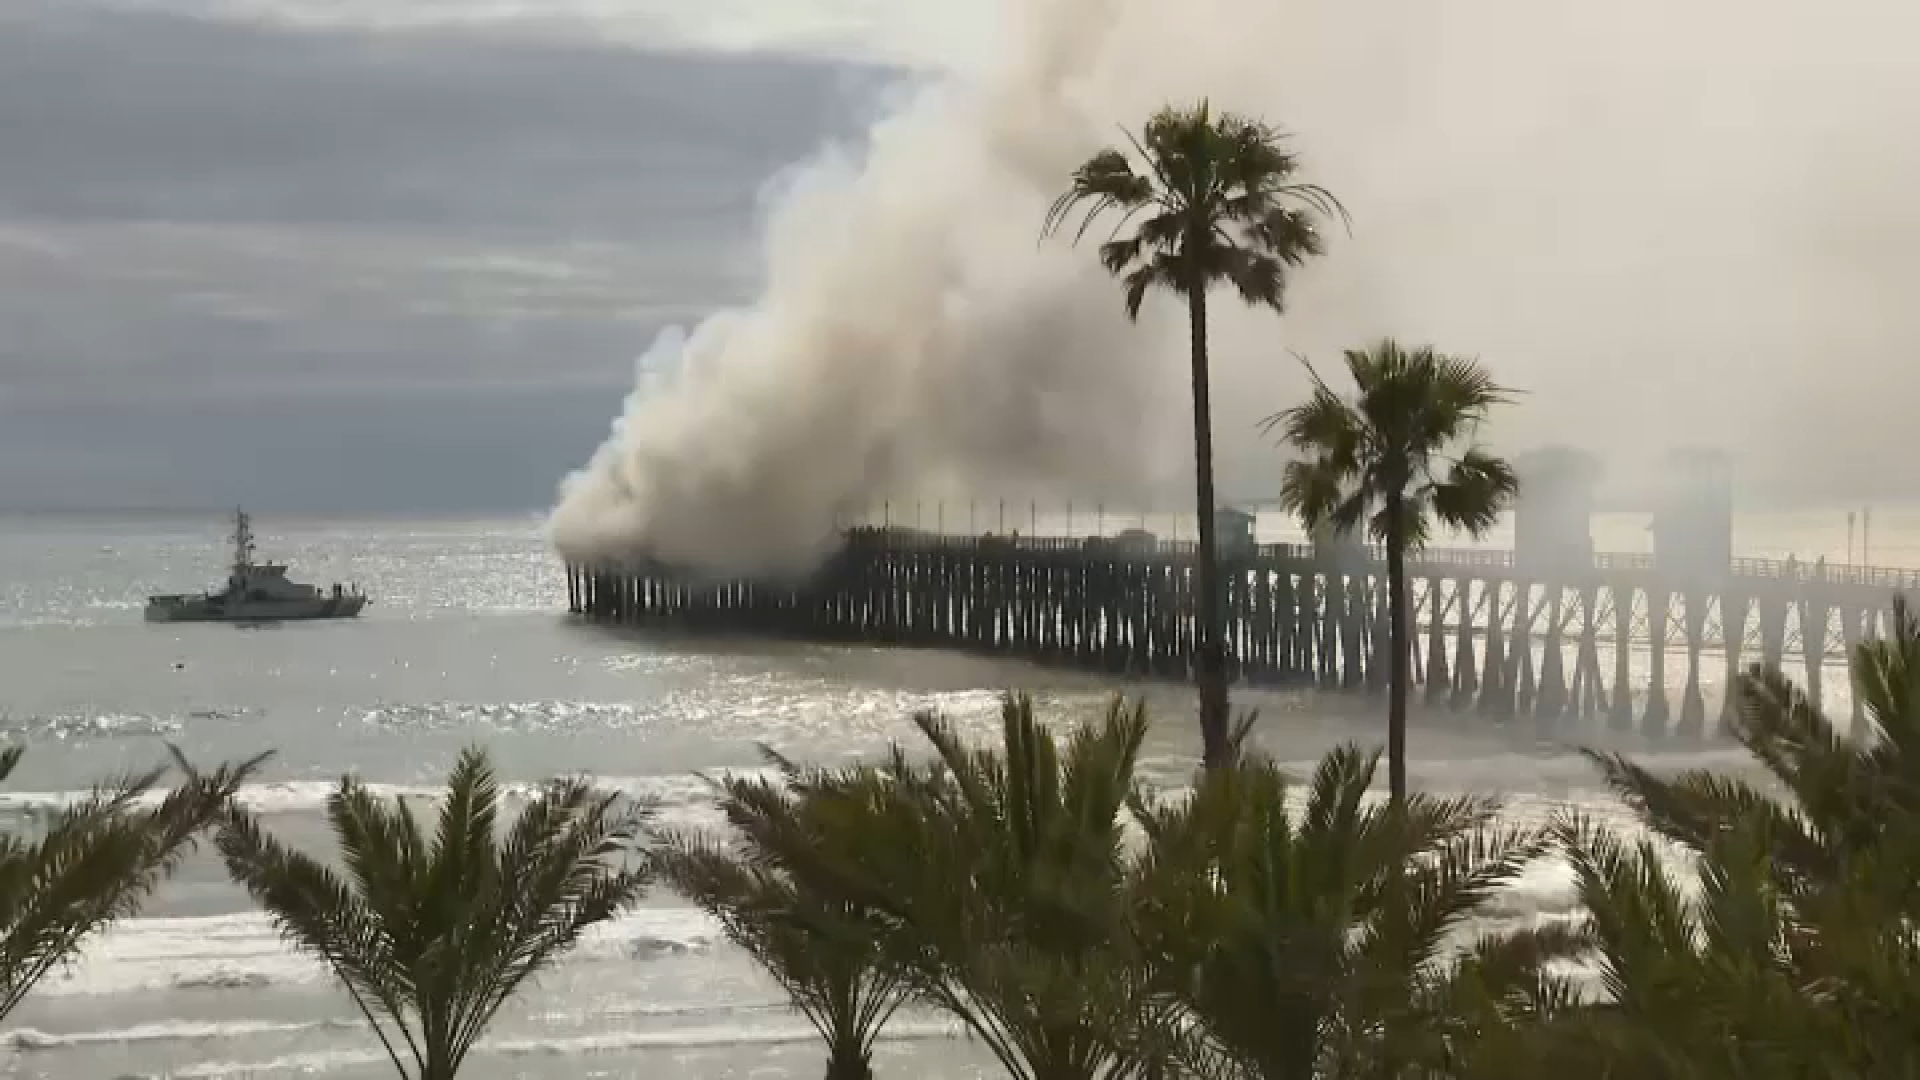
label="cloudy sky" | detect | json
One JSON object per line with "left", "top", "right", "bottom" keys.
{"left": 0, "top": 0, "right": 919, "bottom": 512}
{"left": 11, "top": 0, "right": 1920, "bottom": 520}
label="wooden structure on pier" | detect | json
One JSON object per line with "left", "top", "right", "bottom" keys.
{"left": 566, "top": 528, "right": 1920, "bottom": 741}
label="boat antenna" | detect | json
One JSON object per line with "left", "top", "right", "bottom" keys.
{"left": 231, "top": 507, "right": 256, "bottom": 574}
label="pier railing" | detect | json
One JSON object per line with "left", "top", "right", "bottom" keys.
{"left": 566, "top": 525, "right": 1920, "bottom": 742}
{"left": 817, "top": 527, "right": 1920, "bottom": 590}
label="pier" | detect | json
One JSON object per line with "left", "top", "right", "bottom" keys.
{"left": 564, "top": 527, "right": 1920, "bottom": 741}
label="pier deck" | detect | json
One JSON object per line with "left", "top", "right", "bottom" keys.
{"left": 566, "top": 528, "right": 1920, "bottom": 740}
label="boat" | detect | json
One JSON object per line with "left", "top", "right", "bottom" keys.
{"left": 144, "top": 509, "right": 368, "bottom": 623}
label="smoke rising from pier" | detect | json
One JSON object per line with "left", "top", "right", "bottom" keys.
{"left": 550, "top": 0, "right": 1920, "bottom": 573}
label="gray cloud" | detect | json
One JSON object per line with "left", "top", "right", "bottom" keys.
{"left": 0, "top": 384, "right": 619, "bottom": 513}
{"left": 0, "top": 4, "right": 881, "bottom": 230}
{"left": 0, "top": 2, "right": 891, "bottom": 508}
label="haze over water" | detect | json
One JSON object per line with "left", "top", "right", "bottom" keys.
{"left": 0, "top": 509, "right": 1893, "bottom": 1077}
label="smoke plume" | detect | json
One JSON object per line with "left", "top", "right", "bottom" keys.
{"left": 551, "top": 0, "right": 1920, "bottom": 573}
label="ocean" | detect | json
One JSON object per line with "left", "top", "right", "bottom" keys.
{"left": 0, "top": 509, "right": 1886, "bottom": 1078}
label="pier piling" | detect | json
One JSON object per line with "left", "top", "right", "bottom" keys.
{"left": 565, "top": 527, "right": 1918, "bottom": 741}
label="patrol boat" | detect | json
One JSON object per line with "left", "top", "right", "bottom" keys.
{"left": 144, "top": 509, "right": 367, "bottom": 623}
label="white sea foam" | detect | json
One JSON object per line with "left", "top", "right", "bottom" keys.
{"left": 5, "top": 1001, "right": 805, "bottom": 1054}
{"left": 5, "top": 1019, "right": 352, "bottom": 1051}
{"left": 38, "top": 907, "right": 724, "bottom": 998}
{"left": 144, "top": 1022, "right": 965, "bottom": 1078}
{"left": 0, "top": 770, "right": 753, "bottom": 822}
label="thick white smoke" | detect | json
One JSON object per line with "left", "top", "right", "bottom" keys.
{"left": 552, "top": 0, "right": 1920, "bottom": 573}
{"left": 547, "top": 0, "right": 1189, "bottom": 575}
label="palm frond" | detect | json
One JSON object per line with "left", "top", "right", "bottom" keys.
{"left": 820, "top": 693, "right": 1153, "bottom": 1080}
{"left": 1266, "top": 382, "right": 1364, "bottom": 459}
{"left": 1271, "top": 340, "right": 1518, "bottom": 544}
{"left": 1584, "top": 748, "right": 1831, "bottom": 882}
{"left": 1044, "top": 99, "right": 1337, "bottom": 318}
{"left": 1854, "top": 595, "right": 1920, "bottom": 767}
{"left": 1136, "top": 742, "right": 1554, "bottom": 1080}
{"left": 0, "top": 746, "right": 267, "bottom": 1022}
{"left": 1429, "top": 447, "right": 1519, "bottom": 539}
{"left": 217, "top": 747, "right": 648, "bottom": 1080}
{"left": 1042, "top": 149, "right": 1154, "bottom": 244}
{"left": 653, "top": 755, "right": 913, "bottom": 1080}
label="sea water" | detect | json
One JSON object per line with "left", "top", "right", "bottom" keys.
{"left": 0, "top": 510, "right": 1863, "bottom": 1077}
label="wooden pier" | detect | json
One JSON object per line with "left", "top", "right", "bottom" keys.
{"left": 564, "top": 527, "right": 1920, "bottom": 740}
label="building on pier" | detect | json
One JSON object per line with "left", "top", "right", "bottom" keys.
{"left": 1513, "top": 445, "right": 1600, "bottom": 576}
{"left": 1652, "top": 446, "right": 1733, "bottom": 579}
{"left": 1215, "top": 506, "right": 1256, "bottom": 554}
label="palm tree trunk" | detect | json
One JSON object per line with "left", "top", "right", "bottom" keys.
{"left": 1186, "top": 285, "right": 1230, "bottom": 767}
{"left": 1384, "top": 494, "right": 1409, "bottom": 803}
{"left": 823, "top": 1045, "right": 874, "bottom": 1080}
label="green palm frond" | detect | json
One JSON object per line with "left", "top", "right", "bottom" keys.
{"left": 216, "top": 746, "right": 650, "bottom": 1080}
{"left": 1268, "top": 339, "right": 1518, "bottom": 553}
{"left": 1267, "top": 340, "right": 1518, "bottom": 804}
{"left": 654, "top": 757, "right": 912, "bottom": 1080}
{"left": 1431, "top": 447, "right": 1519, "bottom": 535}
{"left": 0, "top": 744, "right": 266, "bottom": 1021}
{"left": 1545, "top": 804, "right": 1885, "bottom": 1078}
{"left": 1583, "top": 748, "right": 1834, "bottom": 889}
{"left": 1854, "top": 597, "right": 1920, "bottom": 773}
{"left": 801, "top": 693, "right": 1153, "bottom": 1080}
{"left": 1045, "top": 101, "right": 1341, "bottom": 318}
{"left": 1593, "top": 597, "right": 1920, "bottom": 915}
{"left": 1267, "top": 386, "right": 1363, "bottom": 476}
{"left": 1556, "top": 598, "right": 1920, "bottom": 1075}
{"left": 1131, "top": 741, "right": 1554, "bottom": 1080}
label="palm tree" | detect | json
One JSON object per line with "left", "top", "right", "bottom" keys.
{"left": 216, "top": 747, "right": 651, "bottom": 1080}
{"left": 1044, "top": 102, "right": 1343, "bottom": 767}
{"left": 1592, "top": 593, "right": 1920, "bottom": 913}
{"left": 0, "top": 745, "right": 264, "bottom": 1021}
{"left": 1560, "top": 595, "right": 1920, "bottom": 1076}
{"left": 1129, "top": 741, "right": 1567, "bottom": 1079}
{"left": 1267, "top": 340, "right": 1518, "bottom": 801}
{"left": 803, "top": 693, "right": 1158, "bottom": 1080}
{"left": 1543, "top": 808, "right": 1920, "bottom": 1080}
{"left": 655, "top": 749, "right": 913, "bottom": 1080}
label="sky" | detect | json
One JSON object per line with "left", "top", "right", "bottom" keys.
{"left": 0, "top": 0, "right": 916, "bottom": 512}
{"left": 7, "top": 0, "right": 1920, "bottom": 526}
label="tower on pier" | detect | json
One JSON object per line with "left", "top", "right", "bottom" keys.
{"left": 1513, "top": 445, "right": 1600, "bottom": 575}
{"left": 1651, "top": 446, "right": 1733, "bottom": 580}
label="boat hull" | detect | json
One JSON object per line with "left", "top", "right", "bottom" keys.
{"left": 144, "top": 596, "right": 368, "bottom": 623}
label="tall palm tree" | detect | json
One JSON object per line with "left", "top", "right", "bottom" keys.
{"left": 0, "top": 745, "right": 264, "bottom": 1021}
{"left": 1129, "top": 742, "right": 1567, "bottom": 1079}
{"left": 655, "top": 749, "right": 913, "bottom": 1080}
{"left": 801, "top": 693, "right": 1158, "bottom": 1080}
{"left": 216, "top": 747, "right": 651, "bottom": 1080}
{"left": 1044, "top": 102, "right": 1343, "bottom": 767}
{"left": 1268, "top": 340, "right": 1519, "bottom": 801}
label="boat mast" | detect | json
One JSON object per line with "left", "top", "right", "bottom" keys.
{"left": 231, "top": 507, "right": 256, "bottom": 575}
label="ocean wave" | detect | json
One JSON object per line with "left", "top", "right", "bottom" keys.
{"left": 0, "top": 710, "right": 184, "bottom": 741}
{"left": 530, "top": 998, "right": 790, "bottom": 1023}
{"left": 36, "top": 868, "right": 1609, "bottom": 1001}
{"left": 40, "top": 907, "right": 724, "bottom": 998}
{"left": 5, "top": 1019, "right": 353, "bottom": 1051}
{"left": 146, "top": 1022, "right": 965, "bottom": 1078}
{"left": 7, "top": 1001, "right": 804, "bottom": 1054}
{"left": 0, "top": 769, "right": 762, "bottom": 822}
{"left": 357, "top": 700, "right": 655, "bottom": 734}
